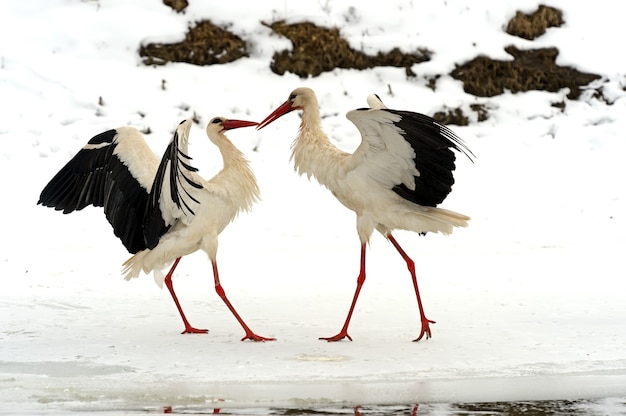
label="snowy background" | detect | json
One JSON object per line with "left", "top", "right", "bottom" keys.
{"left": 1, "top": 0, "right": 625, "bottom": 414}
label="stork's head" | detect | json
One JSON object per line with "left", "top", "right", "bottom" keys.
{"left": 206, "top": 117, "right": 258, "bottom": 135}
{"left": 257, "top": 87, "right": 317, "bottom": 130}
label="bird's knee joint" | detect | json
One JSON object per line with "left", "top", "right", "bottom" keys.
{"left": 215, "top": 284, "right": 226, "bottom": 298}
{"left": 356, "top": 273, "right": 366, "bottom": 285}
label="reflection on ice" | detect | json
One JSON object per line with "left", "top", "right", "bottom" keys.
{"left": 153, "top": 399, "right": 626, "bottom": 415}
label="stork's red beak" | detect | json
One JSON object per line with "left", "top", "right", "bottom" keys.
{"left": 256, "top": 101, "right": 295, "bottom": 130}
{"left": 222, "top": 119, "right": 259, "bottom": 130}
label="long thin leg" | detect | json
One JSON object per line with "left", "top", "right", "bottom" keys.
{"left": 387, "top": 234, "right": 435, "bottom": 341}
{"left": 320, "top": 243, "right": 367, "bottom": 342}
{"left": 211, "top": 261, "right": 275, "bottom": 342}
{"left": 164, "top": 257, "right": 208, "bottom": 334}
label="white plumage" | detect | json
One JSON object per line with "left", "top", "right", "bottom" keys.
{"left": 258, "top": 87, "right": 474, "bottom": 342}
{"left": 39, "top": 117, "right": 274, "bottom": 341}
{"left": 121, "top": 119, "right": 258, "bottom": 284}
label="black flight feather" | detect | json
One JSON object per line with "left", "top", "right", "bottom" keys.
{"left": 143, "top": 126, "right": 201, "bottom": 249}
{"left": 38, "top": 129, "right": 151, "bottom": 253}
{"left": 385, "top": 110, "right": 473, "bottom": 207}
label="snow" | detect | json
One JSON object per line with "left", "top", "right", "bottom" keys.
{"left": 1, "top": 0, "right": 625, "bottom": 413}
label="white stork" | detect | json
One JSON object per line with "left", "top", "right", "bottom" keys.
{"left": 257, "top": 87, "right": 474, "bottom": 342}
{"left": 38, "top": 117, "right": 275, "bottom": 341}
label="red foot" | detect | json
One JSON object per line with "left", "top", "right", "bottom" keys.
{"left": 319, "top": 331, "right": 353, "bottom": 342}
{"left": 413, "top": 318, "right": 436, "bottom": 342}
{"left": 181, "top": 326, "right": 209, "bottom": 334}
{"left": 241, "top": 332, "right": 276, "bottom": 342}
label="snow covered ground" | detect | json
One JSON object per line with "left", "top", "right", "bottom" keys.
{"left": 1, "top": 0, "right": 625, "bottom": 413}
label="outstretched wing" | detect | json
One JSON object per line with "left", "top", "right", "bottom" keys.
{"left": 346, "top": 107, "right": 473, "bottom": 207}
{"left": 38, "top": 127, "right": 160, "bottom": 253}
{"left": 143, "top": 119, "right": 202, "bottom": 249}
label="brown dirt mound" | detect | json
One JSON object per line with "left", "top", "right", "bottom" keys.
{"left": 432, "top": 108, "right": 469, "bottom": 126}
{"left": 163, "top": 0, "right": 188, "bottom": 13}
{"left": 506, "top": 5, "right": 564, "bottom": 40}
{"left": 450, "top": 46, "right": 600, "bottom": 99}
{"left": 139, "top": 20, "right": 247, "bottom": 66}
{"left": 262, "top": 21, "right": 431, "bottom": 78}
{"left": 432, "top": 104, "right": 489, "bottom": 126}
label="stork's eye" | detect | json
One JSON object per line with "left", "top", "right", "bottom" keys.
{"left": 289, "top": 94, "right": 296, "bottom": 101}
{"left": 212, "top": 118, "right": 223, "bottom": 124}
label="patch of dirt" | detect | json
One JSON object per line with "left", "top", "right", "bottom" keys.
{"left": 432, "top": 108, "right": 469, "bottom": 126}
{"left": 432, "top": 104, "right": 490, "bottom": 126}
{"left": 262, "top": 21, "right": 431, "bottom": 78}
{"left": 450, "top": 46, "right": 600, "bottom": 99}
{"left": 470, "top": 103, "right": 490, "bottom": 122}
{"left": 163, "top": 0, "right": 188, "bottom": 13}
{"left": 506, "top": 5, "right": 564, "bottom": 40}
{"left": 551, "top": 100, "right": 566, "bottom": 112}
{"left": 139, "top": 20, "right": 247, "bottom": 66}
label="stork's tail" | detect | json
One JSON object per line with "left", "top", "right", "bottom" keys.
{"left": 434, "top": 207, "right": 470, "bottom": 228}
{"left": 412, "top": 206, "right": 470, "bottom": 235}
{"left": 122, "top": 250, "right": 171, "bottom": 288}
{"left": 121, "top": 252, "right": 147, "bottom": 281}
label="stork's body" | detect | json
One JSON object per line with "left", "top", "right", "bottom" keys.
{"left": 38, "top": 118, "right": 274, "bottom": 341}
{"left": 258, "top": 88, "right": 473, "bottom": 341}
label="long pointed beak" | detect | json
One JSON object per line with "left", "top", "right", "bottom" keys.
{"left": 222, "top": 119, "right": 259, "bottom": 130}
{"left": 256, "top": 101, "right": 294, "bottom": 130}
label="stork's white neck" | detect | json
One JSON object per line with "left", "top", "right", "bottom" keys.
{"left": 211, "top": 136, "right": 260, "bottom": 214}
{"left": 290, "top": 114, "right": 349, "bottom": 189}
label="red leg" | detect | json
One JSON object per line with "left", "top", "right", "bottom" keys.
{"left": 164, "top": 257, "right": 208, "bottom": 334}
{"left": 320, "top": 243, "right": 367, "bottom": 342}
{"left": 211, "top": 261, "right": 275, "bottom": 342}
{"left": 387, "top": 234, "right": 435, "bottom": 341}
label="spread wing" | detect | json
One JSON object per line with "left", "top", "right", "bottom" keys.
{"left": 346, "top": 107, "right": 473, "bottom": 207}
{"left": 37, "top": 121, "right": 202, "bottom": 253}
{"left": 38, "top": 127, "right": 159, "bottom": 253}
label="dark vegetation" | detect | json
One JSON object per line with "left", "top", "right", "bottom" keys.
{"left": 505, "top": 4, "right": 564, "bottom": 40}
{"left": 139, "top": 20, "right": 247, "bottom": 66}
{"left": 261, "top": 21, "right": 431, "bottom": 78}
{"left": 450, "top": 46, "right": 600, "bottom": 100}
{"left": 162, "top": 0, "right": 187, "bottom": 13}
{"left": 145, "top": 2, "right": 603, "bottom": 125}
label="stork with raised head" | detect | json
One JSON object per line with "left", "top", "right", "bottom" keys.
{"left": 257, "top": 87, "right": 473, "bottom": 342}
{"left": 38, "top": 117, "right": 275, "bottom": 341}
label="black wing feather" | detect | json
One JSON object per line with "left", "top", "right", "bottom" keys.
{"left": 143, "top": 140, "right": 171, "bottom": 250}
{"left": 173, "top": 149, "right": 202, "bottom": 212}
{"left": 38, "top": 130, "right": 116, "bottom": 211}
{"left": 38, "top": 129, "right": 151, "bottom": 254}
{"left": 143, "top": 126, "right": 202, "bottom": 249}
{"left": 386, "top": 110, "right": 473, "bottom": 207}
